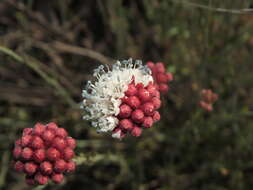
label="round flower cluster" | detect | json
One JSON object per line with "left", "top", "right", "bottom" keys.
{"left": 146, "top": 61, "right": 173, "bottom": 93}
{"left": 13, "top": 122, "right": 76, "bottom": 186}
{"left": 81, "top": 59, "right": 162, "bottom": 139}
{"left": 199, "top": 89, "right": 218, "bottom": 112}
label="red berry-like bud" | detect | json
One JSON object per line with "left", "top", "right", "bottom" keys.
{"left": 119, "top": 119, "right": 133, "bottom": 130}
{"left": 54, "top": 159, "right": 67, "bottom": 173}
{"left": 66, "top": 137, "right": 76, "bottom": 149}
{"left": 42, "top": 129, "right": 55, "bottom": 142}
{"left": 46, "top": 122, "right": 58, "bottom": 131}
{"left": 23, "top": 128, "right": 33, "bottom": 136}
{"left": 24, "top": 162, "right": 38, "bottom": 175}
{"left": 156, "top": 73, "right": 168, "bottom": 83}
{"left": 166, "top": 73, "right": 173, "bottom": 81}
{"left": 131, "top": 126, "right": 142, "bottom": 137}
{"left": 152, "top": 111, "right": 161, "bottom": 122}
{"left": 33, "top": 123, "right": 46, "bottom": 136}
{"left": 66, "top": 161, "right": 76, "bottom": 173}
{"left": 21, "top": 147, "right": 33, "bottom": 160}
{"left": 152, "top": 97, "right": 161, "bottom": 110}
{"left": 25, "top": 176, "right": 36, "bottom": 186}
{"left": 131, "top": 109, "right": 144, "bottom": 123}
{"left": 15, "top": 139, "right": 21, "bottom": 146}
{"left": 119, "top": 104, "right": 132, "bottom": 118}
{"left": 153, "top": 90, "right": 160, "bottom": 98}
{"left": 52, "top": 137, "right": 67, "bottom": 151}
{"left": 35, "top": 172, "right": 49, "bottom": 185}
{"left": 146, "top": 61, "right": 155, "bottom": 70}
{"left": 138, "top": 88, "right": 151, "bottom": 102}
{"left": 63, "top": 148, "right": 75, "bottom": 161}
{"left": 112, "top": 128, "right": 126, "bottom": 139}
{"left": 156, "top": 62, "right": 165, "bottom": 73}
{"left": 14, "top": 161, "right": 24, "bottom": 172}
{"left": 125, "top": 84, "right": 138, "bottom": 96}
{"left": 142, "top": 117, "right": 154, "bottom": 128}
{"left": 33, "top": 149, "right": 46, "bottom": 163}
{"left": 55, "top": 128, "right": 68, "bottom": 138}
{"left": 40, "top": 161, "right": 53, "bottom": 175}
{"left": 126, "top": 96, "right": 141, "bottom": 109}
{"left": 21, "top": 135, "right": 32, "bottom": 147}
{"left": 30, "top": 136, "right": 44, "bottom": 149}
{"left": 147, "top": 84, "right": 158, "bottom": 97}
{"left": 142, "top": 102, "right": 155, "bottom": 116}
{"left": 13, "top": 146, "right": 22, "bottom": 159}
{"left": 159, "top": 83, "right": 169, "bottom": 93}
{"left": 46, "top": 148, "right": 60, "bottom": 161}
{"left": 51, "top": 173, "right": 64, "bottom": 184}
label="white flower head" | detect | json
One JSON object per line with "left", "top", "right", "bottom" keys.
{"left": 81, "top": 58, "right": 153, "bottom": 133}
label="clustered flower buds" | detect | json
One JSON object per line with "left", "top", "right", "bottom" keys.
{"left": 112, "top": 78, "right": 161, "bottom": 139}
{"left": 146, "top": 61, "right": 173, "bottom": 93}
{"left": 199, "top": 89, "right": 218, "bottom": 112}
{"left": 13, "top": 122, "right": 76, "bottom": 186}
{"left": 81, "top": 59, "right": 162, "bottom": 139}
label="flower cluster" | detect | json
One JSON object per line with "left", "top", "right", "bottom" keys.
{"left": 81, "top": 59, "right": 162, "bottom": 139}
{"left": 146, "top": 61, "right": 173, "bottom": 93}
{"left": 13, "top": 122, "right": 76, "bottom": 186}
{"left": 199, "top": 89, "right": 218, "bottom": 112}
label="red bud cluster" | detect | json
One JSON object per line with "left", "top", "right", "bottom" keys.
{"left": 13, "top": 122, "right": 76, "bottom": 186}
{"left": 112, "top": 79, "right": 162, "bottom": 139}
{"left": 199, "top": 89, "right": 218, "bottom": 112}
{"left": 146, "top": 61, "right": 173, "bottom": 93}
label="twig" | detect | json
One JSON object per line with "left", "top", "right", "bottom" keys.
{"left": 0, "top": 46, "right": 77, "bottom": 107}
{"left": 170, "top": 0, "right": 253, "bottom": 14}
{"left": 0, "top": 151, "right": 10, "bottom": 189}
{"left": 52, "top": 41, "right": 115, "bottom": 65}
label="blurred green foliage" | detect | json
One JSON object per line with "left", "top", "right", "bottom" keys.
{"left": 0, "top": 0, "right": 253, "bottom": 189}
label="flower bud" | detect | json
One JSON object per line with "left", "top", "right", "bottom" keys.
{"left": 21, "top": 147, "right": 33, "bottom": 160}
{"left": 63, "top": 148, "right": 74, "bottom": 161}
{"left": 125, "top": 84, "right": 138, "bottom": 96}
{"left": 35, "top": 172, "right": 49, "bottom": 185}
{"left": 33, "top": 149, "right": 46, "bottom": 163}
{"left": 33, "top": 123, "right": 46, "bottom": 136}
{"left": 66, "top": 161, "right": 76, "bottom": 173}
{"left": 54, "top": 159, "right": 66, "bottom": 173}
{"left": 131, "top": 126, "right": 142, "bottom": 137}
{"left": 142, "top": 117, "right": 154, "bottom": 128}
{"left": 141, "top": 102, "right": 155, "bottom": 116}
{"left": 138, "top": 88, "right": 151, "bottom": 102}
{"left": 51, "top": 173, "right": 64, "bottom": 184}
{"left": 119, "top": 119, "right": 133, "bottom": 131}
{"left": 131, "top": 109, "right": 144, "bottom": 123}
{"left": 55, "top": 128, "right": 68, "bottom": 138}
{"left": 152, "top": 111, "right": 161, "bottom": 122}
{"left": 14, "top": 161, "right": 24, "bottom": 172}
{"left": 46, "top": 148, "right": 60, "bottom": 161}
{"left": 52, "top": 137, "right": 67, "bottom": 151}
{"left": 40, "top": 161, "right": 53, "bottom": 175}
{"left": 126, "top": 96, "right": 141, "bottom": 109}
{"left": 24, "top": 162, "right": 38, "bottom": 175}
{"left": 66, "top": 137, "right": 76, "bottom": 149}
{"left": 119, "top": 104, "right": 132, "bottom": 118}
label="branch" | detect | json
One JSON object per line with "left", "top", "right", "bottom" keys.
{"left": 171, "top": 0, "right": 253, "bottom": 14}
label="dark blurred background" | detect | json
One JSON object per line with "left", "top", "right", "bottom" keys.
{"left": 1, "top": 0, "right": 253, "bottom": 189}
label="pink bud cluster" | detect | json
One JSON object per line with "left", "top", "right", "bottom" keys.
{"left": 146, "top": 61, "right": 173, "bottom": 93}
{"left": 199, "top": 89, "right": 218, "bottom": 112}
{"left": 112, "top": 79, "right": 162, "bottom": 139}
{"left": 13, "top": 122, "right": 76, "bottom": 186}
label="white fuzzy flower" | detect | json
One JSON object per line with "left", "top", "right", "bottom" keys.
{"left": 81, "top": 58, "right": 153, "bottom": 133}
